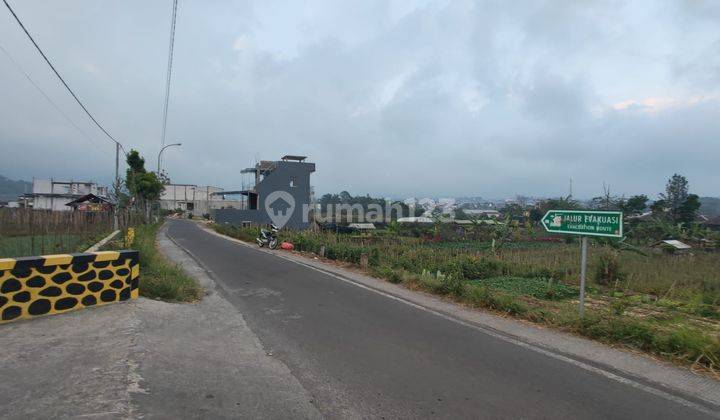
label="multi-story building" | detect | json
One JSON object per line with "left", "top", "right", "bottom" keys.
{"left": 27, "top": 179, "right": 109, "bottom": 211}
{"left": 214, "top": 155, "right": 316, "bottom": 229}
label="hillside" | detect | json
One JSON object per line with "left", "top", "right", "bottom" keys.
{"left": 0, "top": 175, "right": 31, "bottom": 202}
{"left": 700, "top": 196, "right": 720, "bottom": 217}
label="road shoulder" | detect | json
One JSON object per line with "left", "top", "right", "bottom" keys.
{"left": 200, "top": 222, "right": 720, "bottom": 412}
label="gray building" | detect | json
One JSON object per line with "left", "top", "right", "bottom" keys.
{"left": 214, "top": 155, "right": 316, "bottom": 229}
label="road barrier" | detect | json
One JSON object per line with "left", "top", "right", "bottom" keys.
{"left": 0, "top": 250, "right": 139, "bottom": 324}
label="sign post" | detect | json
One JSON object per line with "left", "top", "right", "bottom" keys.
{"left": 541, "top": 210, "right": 623, "bottom": 316}
{"left": 579, "top": 236, "right": 587, "bottom": 317}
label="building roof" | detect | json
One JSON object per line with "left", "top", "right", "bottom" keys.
{"left": 348, "top": 223, "right": 376, "bottom": 230}
{"left": 281, "top": 155, "right": 307, "bottom": 162}
{"left": 651, "top": 240, "right": 692, "bottom": 250}
{"left": 65, "top": 194, "right": 113, "bottom": 207}
{"left": 397, "top": 217, "right": 434, "bottom": 224}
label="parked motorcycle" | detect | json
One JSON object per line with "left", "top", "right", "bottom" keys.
{"left": 256, "top": 224, "right": 280, "bottom": 249}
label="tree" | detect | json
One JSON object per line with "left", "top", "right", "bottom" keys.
{"left": 536, "top": 197, "right": 581, "bottom": 216}
{"left": 501, "top": 203, "right": 525, "bottom": 219}
{"left": 659, "top": 174, "right": 689, "bottom": 222}
{"left": 338, "top": 191, "right": 352, "bottom": 204}
{"left": 650, "top": 199, "right": 666, "bottom": 216}
{"left": 620, "top": 194, "right": 648, "bottom": 215}
{"left": 125, "top": 149, "right": 164, "bottom": 222}
{"left": 454, "top": 208, "right": 469, "bottom": 220}
{"left": 589, "top": 183, "right": 619, "bottom": 210}
{"left": 677, "top": 194, "right": 701, "bottom": 224}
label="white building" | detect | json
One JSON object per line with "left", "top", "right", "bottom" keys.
{"left": 464, "top": 209, "right": 501, "bottom": 218}
{"left": 29, "top": 179, "right": 109, "bottom": 211}
{"left": 159, "top": 184, "right": 242, "bottom": 217}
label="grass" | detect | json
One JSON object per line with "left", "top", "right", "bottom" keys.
{"left": 0, "top": 231, "right": 111, "bottom": 258}
{"left": 470, "top": 276, "right": 578, "bottom": 300}
{"left": 407, "top": 270, "right": 719, "bottom": 371}
{"left": 104, "top": 223, "right": 202, "bottom": 302}
{"left": 211, "top": 223, "right": 720, "bottom": 371}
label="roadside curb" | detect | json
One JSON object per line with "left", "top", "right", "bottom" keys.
{"left": 85, "top": 229, "right": 121, "bottom": 252}
{"left": 199, "top": 222, "right": 720, "bottom": 415}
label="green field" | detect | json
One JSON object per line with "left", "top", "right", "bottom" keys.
{"left": 0, "top": 232, "right": 110, "bottom": 258}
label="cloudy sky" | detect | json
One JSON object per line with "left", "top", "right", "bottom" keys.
{"left": 1, "top": 0, "right": 718, "bottom": 199}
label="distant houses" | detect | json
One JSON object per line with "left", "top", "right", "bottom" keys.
{"left": 159, "top": 184, "right": 242, "bottom": 217}
{"left": 24, "top": 179, "right": 110, "bottom": 211}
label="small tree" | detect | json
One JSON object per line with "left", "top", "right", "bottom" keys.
{"left": 125, "top": 149, "right": 164, "bottom": 222}
{"left": 621, "top": 194, "right": 648, "bottom": 215}
{"left": 659, "top": 174, "right": 689, "bottom": 222}
{"left": 677, "top": 194, "right": 701, "bottom": 224}
{"left": 590, "top": 183, "right": 619, "bottom": 210}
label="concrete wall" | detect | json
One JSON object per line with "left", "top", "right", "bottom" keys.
{"left": 34, "top": 196, "right": 74, "bottom": 212}
{"left": 0, "top": 250, "right": 140, "bottom": 324}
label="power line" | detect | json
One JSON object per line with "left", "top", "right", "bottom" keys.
{"left": 2, "top": 0, "right": 124, "bottom": 149}
{"left": 0, "top": 42, "right": 103, "bottom": 152}
{"left": 160, "top": 0, "right": 179, "bottom": 147}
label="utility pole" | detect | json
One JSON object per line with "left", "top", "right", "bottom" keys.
{"left": 113, "top": 142, "right": 119, "bottom": 231}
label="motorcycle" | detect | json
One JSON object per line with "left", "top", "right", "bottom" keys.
{"left": 256, "top": 224, "right": 280, "bottom": 249}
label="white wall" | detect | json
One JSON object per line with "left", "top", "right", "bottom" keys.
{"left": 159, "top": 184, "right": 240, "bottom": 216}
{"left": 34, "top": 195, "right": 74, "bottom": 211}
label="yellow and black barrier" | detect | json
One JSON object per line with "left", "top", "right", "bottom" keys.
{"left": 0, "top": 250, "right": 139, "bottom": 324}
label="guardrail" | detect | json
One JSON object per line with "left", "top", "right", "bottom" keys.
{"left": 0, "top": 250, "right": 139, "bottom": 324}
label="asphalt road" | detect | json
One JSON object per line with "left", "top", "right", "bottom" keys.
{"left": 167, "top": 220, "right": 715, "bottom": 419}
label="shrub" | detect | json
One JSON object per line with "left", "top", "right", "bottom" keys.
{"left": 372, "top": 265, "right": 402, "bottom": 284}
{"left": 438, "top": 270, "right": 466, "bottom": 297}
{"left": 465, "top": 284, "right": 526, "bottom": 314}
{"left": 368, "top": 247, "right": 381, "bottom": 267}
{"left": 456, "top": 255, "right": 505, "bottom": 280}
{"left": 595, "top": 247, "right": 625, "bottom": 286}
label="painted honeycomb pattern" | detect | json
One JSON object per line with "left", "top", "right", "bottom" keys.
{"left": 0, "top": 250, "right": 139, "bottom": 324}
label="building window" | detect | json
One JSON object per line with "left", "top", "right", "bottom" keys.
{"left": 290, "top": 177, "right": 297, "bottom": 188}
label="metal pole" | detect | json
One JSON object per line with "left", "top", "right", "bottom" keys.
{"left": 579, "top": 236, "right": 588, "bottom": 317}
{"left": 113, "top": 142, "right": 119, "bottom": 231}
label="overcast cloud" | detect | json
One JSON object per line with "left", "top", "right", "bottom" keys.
{"left": 1, "top": 0, "right": 718, "bottom": 199}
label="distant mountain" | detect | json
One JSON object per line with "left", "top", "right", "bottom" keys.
{"left": 0, "top": 175, "right": 31, "bottom": 202}
{"left": 700, "top": 197, "right": 720, "bottom": 217}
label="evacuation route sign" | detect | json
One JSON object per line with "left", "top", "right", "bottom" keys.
{"left": 541, "top": 210, "right": 623, "bottom": 238}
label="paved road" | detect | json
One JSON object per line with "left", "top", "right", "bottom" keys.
{"left": 167, "top": 220, "right": 715, "bottom": 419}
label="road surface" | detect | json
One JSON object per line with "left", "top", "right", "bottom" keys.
{"left": 166, "top": 219, "right": 716, "bottom": 419}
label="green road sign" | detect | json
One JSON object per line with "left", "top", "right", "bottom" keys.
{"left": 541, "top": 210, "right": 623, "bottom": 238}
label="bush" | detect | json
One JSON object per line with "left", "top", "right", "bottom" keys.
{"left": 371, "top": 265, "right": 402, "bottom": 284}
{"left": 455, "top": 255, "right": 505, "bottom": 280}
{"left": 465, "top": 284, "right": 526, "bottom": 315}
{"left": 595, "top": 247, "right": 625, "bottom": 286}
